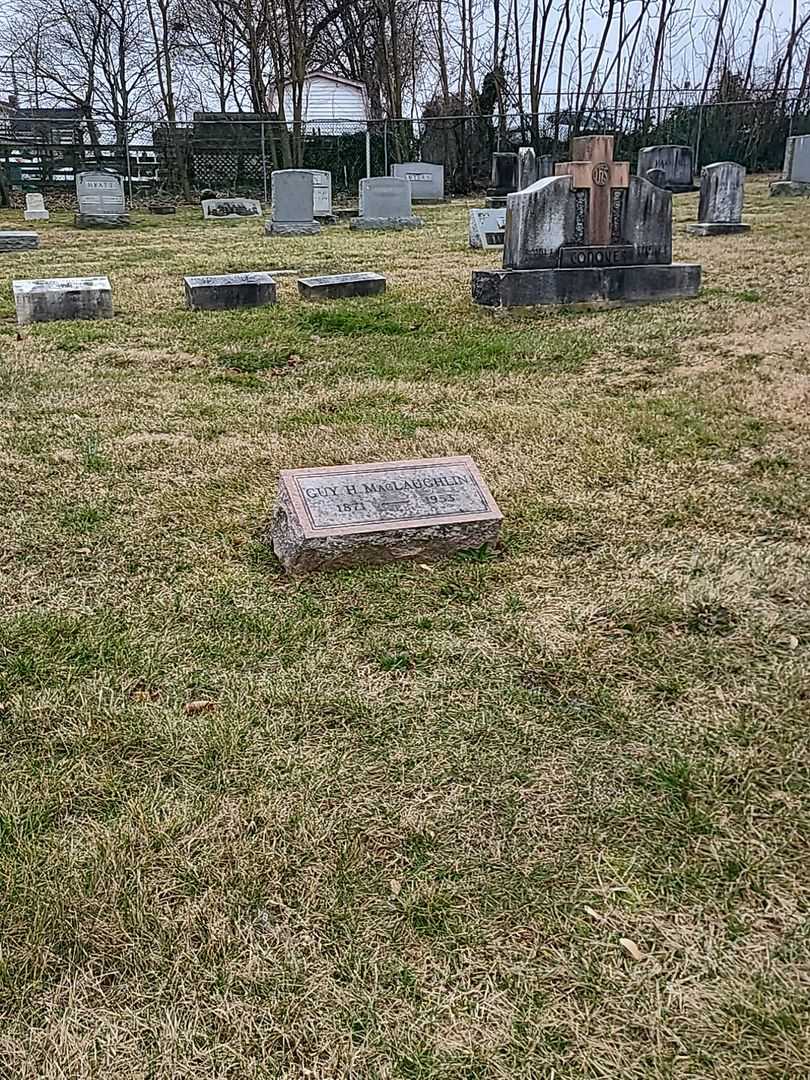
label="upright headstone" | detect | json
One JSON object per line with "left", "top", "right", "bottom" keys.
{"left": 184, "top": 272, "right": 277, "bottom": 310}
{"left": 487, "top": 153, "right": 519, "bottom": 205}
{"left": 770, "top": 135, "right": 810, "bottom": 196}
{"left": 644, "top": 168, "right": 666, "bottom": 189}
{"left": 268, "top": 456, "right": 502, "bottom": 574}
{"left": 472, "top": 133, "right": 701, "bottom": 308}
{"left": 518, "top": 147, "right": 538, "bottom": 190}
{"left": 636, "top": 145, "right": 695, "bottom": 192}
{"left": 265, "top": 170, "right": 321, "bottom": 236}
{"left": 391, "top": 162, "right": 445, "bottom": 202}
{"left": 75, "top": 171, "right": 130, "bottom": 228}
{"left": 24, "top": 193, "right": 49, "bottom": 221}
{"left": 350, "top": 177, "right": 423, "bottom": 231}
{"left": 469, "top": 208, "right": 505, "bottom": 249}
{"left": 538, "top": 155, "right": 554, "bottom": 179}
{"left": 687, "top": 162, "right": 749, "bottom": 235}
{"left": 306, "top": 169, "right": 335, "bottom": 221}
{"left": 202, "top": 197, "right": 262, "bottom": 220}
{"left": 13, "top": 276, "right": 113, "bottom": 325}
{"left": 0, "top": 231, "right": 39, "bottom": 252}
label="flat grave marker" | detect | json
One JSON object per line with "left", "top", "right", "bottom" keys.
{"left": 269, "top": 456, "right": 502, "bottom": 573}
{"left": 184, "top": 272, "right": 277, "bottom": 310}
{"left": 0, "top": 231, "right": 40, "bottom": 252}
{"left": 13, "top": 276, "right": 113, "bottom": 325}
{"left": 297, "top": 272, "right": 386, "bottom": 300}
{"left": 201, "top": 198, "right": 262, "bottom": 220}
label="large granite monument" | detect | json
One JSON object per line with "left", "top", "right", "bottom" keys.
{"left": 770, "top": 135, "right": 810, "bottom": 196}
{"left": 269, "top": 456, "right": 502, "bottom": 574}
{"left": 266, "top": 170, "right": 320, "bottom": 236}
{"left": 75, "top": 171, "right": 130, "bottom": 228}
{"left": 472, "top": 134, "right": 701, "bottom": 308}
{"left": 391, "top": 162, "right": 444, "bottom": 202}
{"left": 687, "top": 162, "right": 750, "bottom": 236}
{"left": 350, "top": 177, "right": 423, "bottom": 230}
{"left": 637, "top": 145, "right": 695, "bottom": 192}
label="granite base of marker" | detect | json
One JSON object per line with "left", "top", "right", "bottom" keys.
{"left": 24, "top": 211, "right": 49, "bottom": 221}
{"left": 484, "top": 196, "right": 508, "bottom": 208}
{"left": 150, "top": 204, "right": 176, "bottom": 215}
{"left": 0, "top": 231, "right": 40, "bottom": 251}
{"left": 185, "top": 272, "right": 277, "bottom": 310}
{"left": 265, "top": 221, "right": 321, "bottom": 236}
{"left": 270, "top": 488, "right": 500, "bottom": 574}
{"left": 314, "top": 213, "right": 338, "bottom": 225}
{"left": 769, "top": 180, "right": 810, "bottom": 197}
{"left": 349, "top": 216, "right": 423, "bottom": 231}
{"left": 686, "top": 222, "right": 751, "bottom": 236}
{"left": 472, "top": 263, "right": 702, "bottom": 307}
{"left": 74, "top": 213, "right": 131, "bottom": 228}
{"left": 298, "top": 272, "right": 385, "bottom": 300}
{"left": 13, "top": 277, "right": 113, "bottom": 325}
{"left": 334, "top": 207, "right": 358, "bottom": 220}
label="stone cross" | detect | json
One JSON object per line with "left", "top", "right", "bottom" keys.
{"left": 554, "top": 135, "right": 629, "bottom": 246}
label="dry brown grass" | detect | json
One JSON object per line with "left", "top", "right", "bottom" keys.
{"left": 0, "top": 176, "right": 808, "bottom": 1078}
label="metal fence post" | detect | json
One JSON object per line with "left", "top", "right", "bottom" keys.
{"left": 261, "top": 119, "right": 268, "bottom": 205}
{"left": 365, "top": 126, "right": 371, "bottom": 177}
{"left": 383, "top": 120, "right": 388, "bottom": 174}
{"left": 124, "top": 124, "right": 134, "bottom": 206}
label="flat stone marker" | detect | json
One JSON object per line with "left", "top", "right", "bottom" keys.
{"left": 13, "top": 276, "right": 113, "bottom": 325}
{"left": 297, "top": 272, "right": 386, "bottom": 300}
{"left": 0, "top": 231, "right": 40, "bottom": 252}
{"left": 75, "top": 170, "right": 130, "bottom": 227}
{"left": 469, "top": 208, "right": 505, "bottom": 249}
{"left": 184, "top": 272, "right": 277, "bottom": 310}
{"left": 636, "top": 145, "right": 695, "bottom": 192}
{"left": 473, "top": 133, "right": 701, "bottom": 308}
{"left": 351, "top": 177, "right": 423, "bottom": 231}
{"left": 269, "top": 456, "right": 502, "bottom": 574}
{"left": 202, "top": 197, "right": 262, "bottom": 220}
{"left": 24, "top": 193, "right": 49, "bottom": 221}
{"left": 266, "top": 170, "right": 320, "bottom": 236}
{"left": 687, "top": 161, "right": 749, "bottom": 236}
{"left": 770, "top": 135, "right": 810, "bottom": 196}
{"left": 391, "top": 162, "right": 444, "bottom": 201}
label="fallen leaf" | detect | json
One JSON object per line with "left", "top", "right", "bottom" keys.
{"left": 185, "top": 699, "right": 216, "bottom": 715}
{"left": 389, "top": 879, "right": 401, "bottom": 897}
{"left": 620, "top": 937, "right": 644, "bottom": 961}
{"left": 583, "top": 905, "right": 603, "bottom": 921}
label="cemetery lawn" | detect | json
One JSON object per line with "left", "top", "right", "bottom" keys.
{"left": 2, "top": 177, "right": 809, "bottom": 1079}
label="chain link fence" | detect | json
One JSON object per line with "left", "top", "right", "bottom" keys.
{"left": 2, "top": 93, "right": 809, "bottom": 206}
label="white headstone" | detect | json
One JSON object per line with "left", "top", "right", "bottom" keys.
{"left": 24, "top": 193, "right": 49, "bottom": 221}
{"left": 469, "top": 208, "right": 505, "bottom": 249}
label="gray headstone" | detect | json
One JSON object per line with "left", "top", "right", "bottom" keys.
{"left": 184, "top": 272, "right": 277, "bottom": 310}
{"left": 350, "top": 177, "right": 422, "bottom": 230}
{"left": 469, "top": 208, "right": 505, "bottom": 249}
{"left": 391, "top": 162, "right": 444, "bottom": 201}
{"left": 75, "top": 171, "right": 129, "bottom": 227}
{"left": 783, "top": 134, "right": 810, "bottom": 183}
{"left": 697, "top": 161, "right": 745, "bottom": 223}
{"left": 297, "top": 272, "right": 386, "bottom": 300}
{"left": 644, "top": 168, "right": 666, "bottom": 188}
{"left": 518, "top": 147, "right": 538, "bottom": 190}
{"left": 0, "top": 231, "right": 39, "bottom": 251}
{"left": 13, "top": 276, "right": 113, "bottom": 325}
{"left": 266, "top": 170, "right": 320, "bottom": 235}
{"left": 24, "top": 193, "right": 49, "bottom": 221}
{"left": 636, "top": 146, "right": 695, "bottom": 192}
{"left": 201, "top": 197, "right": 262, "bottom": 220}
{"left": 538, "top": 156, "right": 554, "bottom": 179}
{"left": 269, "top": 456, "right": 502, "bottom": 574}
{"left": 490, "top": 153, "right": 519, "bottom": 195}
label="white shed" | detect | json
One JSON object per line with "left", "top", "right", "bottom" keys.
{"left": 271, "top": 71, "right": 370, "bottom": 133}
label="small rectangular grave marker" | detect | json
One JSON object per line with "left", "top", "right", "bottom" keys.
{"left": 469, "top": 208, "right": 505, "bottom": 248}
{"left": 0, "top": 231, "right": 40, "bottom": 252}
{"left": 13, "top": 276, "right": 113, "bottom": 325}
{"left": 297, "top": 272, "right": 386, "bottom": 300}
{"left": 269, "top": 456, "right": 502, "bottom": 573}
{"left": 24, "top": 193, "right": 49, "bottom": 221}
{"left": 184, "top": 272, "right": 277, "bottom": 310}
{"left": 202, "top": 197, "right": 262, "bottom": 220}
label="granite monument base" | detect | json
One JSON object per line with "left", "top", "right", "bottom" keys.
{"left": 184, "top": 272, "right": 277, "bottom": 310}
{"left": 75, "top": 213, "right": 131, "bottom": 228}
{"left": 265, "top": 220, "right": 321, "bottom": 236}
{"left": 484, "top": 196, "right": 508, "bottom": 208}
{"left": 686, "top": 222, "right": 751, "bottom": 236}
{"left": 298, "top": 272, "right": 386, "bottom": 300}
{"left": 349, "top": 216, "right": 423, "bottom": 231}
{"left": 314, "top": 212, "right": 338, "bottom": 225}
{"left": 24, "top": 210, "right": 49, "bottom": 221}
{"left": 150, "top": 203, "right": 176, "bottom": 215}
{"left": 0, "top": 231, "right": 40, "bottom": 251}
{"left": 472, "top": 263, "right": 702, "bottom": 308}
{"left": 769, "top": 180, "right": 810, "bottom": 197}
